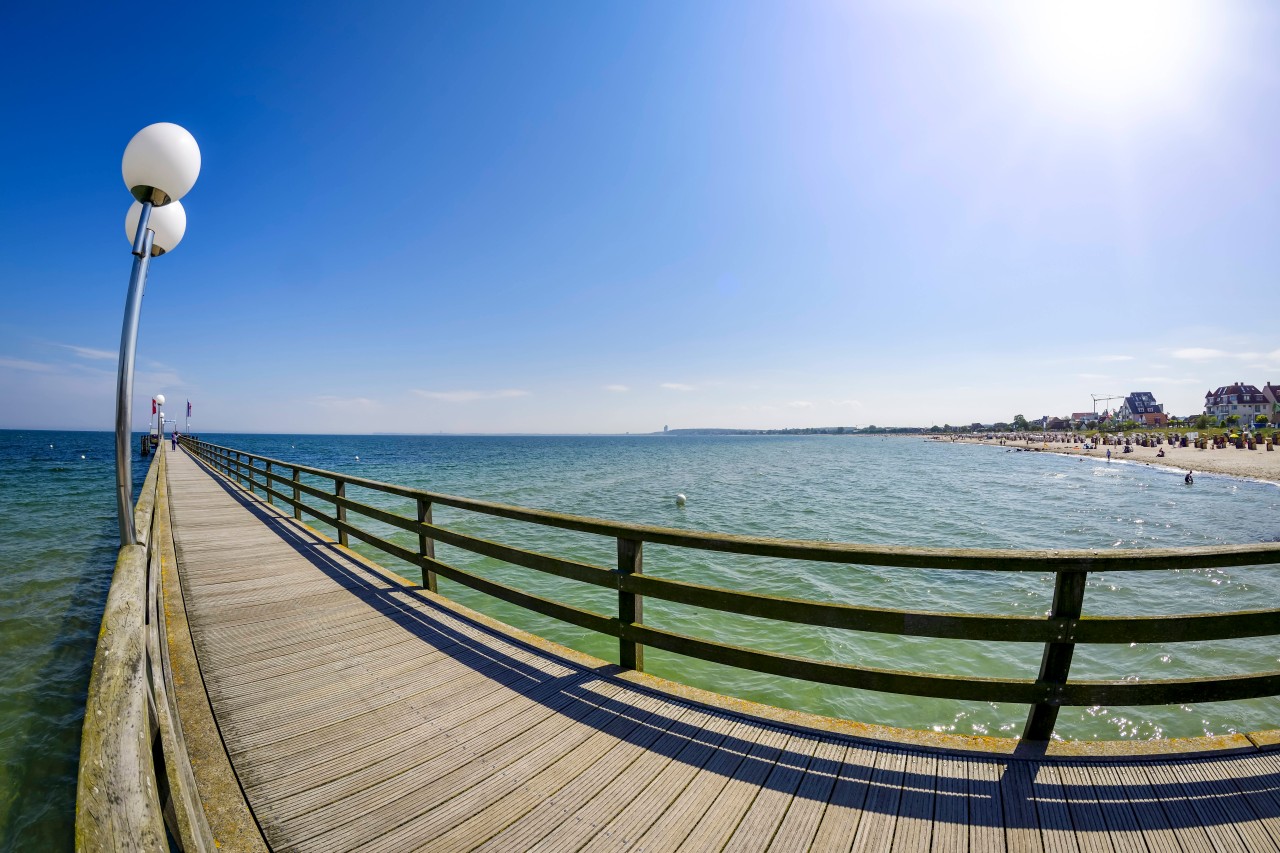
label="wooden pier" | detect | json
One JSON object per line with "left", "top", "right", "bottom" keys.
{"left": 77, "top": 442, "right": 1280, "bottom": 851}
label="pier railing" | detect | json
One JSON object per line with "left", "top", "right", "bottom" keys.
{"left": 77, "top": 445, "right": 213, "bottom": 851}
{"left": 182, "top": 437, "right": 1280, "bottom": 741}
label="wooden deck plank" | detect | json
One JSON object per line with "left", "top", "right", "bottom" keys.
{"left": 249, "top": 668, "right": 607, "bottom": 811}
{"left": 890, "top": 749, "right": 936, "bottom": 853}
{"left": 1225, "top": 753, "right": 1280, "bottom": 849}
{"left": 850, "top": 748, "right": 908, "bottom": 853}
{"left": 721, "top": 732, "right": 822, "bottom": 853}
{"left": 675, "top": 726, "right": 795, "bottom": 852}
{"left": 930, "top": 756, "right": 968, "bottom": 853}
{"left": 966, "top": 758, "right": 1005, "bottom": 853}
{"left": 1056, "top": 763, "right": 1114, "bottom": 853}
{"left": 1031, "top": 763, "right": 1081, "bottom": 853}
{"left": 1074, "top": 764, "right": 1147, "bottom": 853}
{"left": 1138, "top": 760, "right": 1216, "bottom": 853}
{"left": 1002, "top": 760, "right": 1045, "bottom": 853}
{"left": 1179, "top": 757, "right": 1276, "bottom": 852}
{"left": 345, "top": 686, "right": 675, "bottom": 850}
{"left": 582, "top": 716, "right": 755, "bottom": 853}
{"left": 535, "top": 705, "right": 732, "bottom": 852}
{"left": 765, "top": 739, "right": 848, "bottom": 853}
{"left": 459, "top": 695, "right": 698, "bottom": 851}
{"left": 630, "top": 723, "right": 783, "bottom": 851}
{"left": 422, "top": 705, "right": 748, "bottom": 853}
{"left": 809, "top": 743, "right": 879, "bottom": 851}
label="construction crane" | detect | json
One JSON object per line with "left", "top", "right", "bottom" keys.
{"left": 1091, "top": 393, "right": 1124, "bottom": 416}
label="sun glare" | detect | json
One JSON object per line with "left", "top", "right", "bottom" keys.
{"left": 1014, "top": 0, "right": 1216, "bottom": 113}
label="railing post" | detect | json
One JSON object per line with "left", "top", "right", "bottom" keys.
{"left": 417, "top": 498, "right": 437, "bottom": 593}
{"left": 617, "top": 537, "right": 643, "bottom": 671}
{"left": 1022, "top": 570, "right": 1088, "bottom": 741}
{"left": 335, "top": 479, "right": 348, "bottom": 546}
{"left": 292, "top": 467, "right": 301, "bottom": 520}
{"left": 246, "top": 455, "right": 255, "bottom": 495}
{"left": 265, "top": 461, "right": 273, "bottom": 506}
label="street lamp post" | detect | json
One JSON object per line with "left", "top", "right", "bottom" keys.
{"left": 114, "top": 123, "right": 199, "bottom": 546}
{"left": 154, "top": 393, "right": 166, "bottom": 444}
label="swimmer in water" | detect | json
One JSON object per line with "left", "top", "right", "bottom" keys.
{"left": 1185, "top": 470, "right": 1194, "bottom": 484}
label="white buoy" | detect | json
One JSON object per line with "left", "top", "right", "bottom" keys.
{"left": 355, "top": 455, "right": 360, "bottom": 461}
{"left": 81, "top": 455, "right": 86, "bottom": 459}
{"left": 675, "top": 493, "right": 686, "bottom": 506}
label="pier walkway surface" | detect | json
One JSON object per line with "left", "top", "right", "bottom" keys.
{"left": 164, "top": 446, "right": 1280, "bottom": 851}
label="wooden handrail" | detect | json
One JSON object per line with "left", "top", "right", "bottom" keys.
{"left": 78, "top": 445, "right": 214, "bottom": 852}
{"left": 180, "top": 437, "right": 1280, "bottom": 740}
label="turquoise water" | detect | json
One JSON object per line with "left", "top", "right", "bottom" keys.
{"left": 2, "top": 430, "right": 1279, "bottom": 847}
{"left": 0, "top": 431, "right": 151, "bottom": 851}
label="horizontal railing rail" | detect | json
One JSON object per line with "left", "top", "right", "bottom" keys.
{"left": 181, "top": 437, "right": 1280, "bottom": 741}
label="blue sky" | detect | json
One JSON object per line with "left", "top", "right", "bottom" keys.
{"left": 2, "top": 1, "right": 1278, "bottom": 433}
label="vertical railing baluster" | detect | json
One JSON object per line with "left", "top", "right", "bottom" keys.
{"left": 417, "top": 497, "right": 437, "bottom": 593}
{"left": 292, "top": 467, "right": 301, "bottom": 520}
{"left": 246, "top": 455, "right": 255, "bottom": 495}
{"left": 266, "top": 461, "right": 274, "bottom": 506}
{"left": 617, "top": 537, "right": 644, "bottom": 671}
{"left": 335, "top": 478, "right": 348, "bottom": 546}
{"left": 1022, "top": 570, "right": 1088, "bottom": 740}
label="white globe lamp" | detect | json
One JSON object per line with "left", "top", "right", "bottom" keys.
{"left": 121, "top": 123, "right": 201, "bottom": 206}
{"left": 125, "top": 202, "right": 186, "bottom": 256}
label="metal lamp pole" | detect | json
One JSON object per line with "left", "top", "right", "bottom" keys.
{"left": 113, "top": 123, "right": 200, "bottom": 546}
{"left": 114, "top": 210, "right": 156, "bottom": 545}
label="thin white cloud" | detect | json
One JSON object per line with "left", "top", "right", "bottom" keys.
{"left": 829, "top": 399, "right": 863, "bottom": 407}
{"left": 1173, "top": 348, "right": 1229, "bottom": 360}
{"left": 60, "top": 344, "right": 116, "bottom": 361}
{"left": 1075, "top": 373, "right": 1111, "bottom": 381}
{"left": 311, "top": 395, "right": 379, "bottom": 409}
{"left": 603, "top": 384, "right": 629, "bottom": 392}
{"left": 1095, "top": 355, "right": 1134, "bottom": 362}
{"left": 1133, "top": 376, "right": 1202, "bottom": 385}
{"left": 787, "top": 400, "right": 814, "bottom": 408}
{"left": 0, "top": 357, "right": 55, "bottom": 373}
{"left": 414, "top": 389, "right": 530, "bottom": 402}
{"left": 660, "top": 383, "right": 695, "bottom": 392}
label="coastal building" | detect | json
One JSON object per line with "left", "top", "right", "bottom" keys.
{"left": 1116, "top": 392, "right": 1167, "bottom": 426}
{"left": 1263, "top": 383, "right": 1280, "bottom": 423}
{"left": 1070, "top": 412, "right": 1095, "bottom": 425}
{"left": 1204, "top": 382, "right": 1268, "bottom": 424}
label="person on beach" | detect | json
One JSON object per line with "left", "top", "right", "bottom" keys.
{"left": 1185, "top": 470, "right": 1194, "bottom": 484}
{"left": 1106, "top": 448, "right": 1111, "bottom": 462}
{"left": 1157, "top": 448, "right": 1165, "bottom": 458}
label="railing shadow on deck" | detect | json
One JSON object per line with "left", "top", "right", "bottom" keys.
{"left": 182, "top": 450, "right": 1280, "bottom": 835}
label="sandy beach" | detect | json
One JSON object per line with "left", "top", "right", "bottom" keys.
{"left": 942, "top": 436, "right": 1280, "bottom": 485}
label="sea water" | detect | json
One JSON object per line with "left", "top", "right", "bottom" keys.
{"left": 2, "top": 430, "right": 1278, "bottom": 847}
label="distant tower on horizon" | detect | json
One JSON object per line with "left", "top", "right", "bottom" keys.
{"left": 663, "top": 425, "right": 668, "bottom": 433}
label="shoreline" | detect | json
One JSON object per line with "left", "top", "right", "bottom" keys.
{"left": 936, "top": 436, "right": 1280, "bottom": 485}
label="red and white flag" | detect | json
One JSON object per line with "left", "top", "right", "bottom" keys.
{"left": 152, "top": 398, "right": 157, "bottom": 415}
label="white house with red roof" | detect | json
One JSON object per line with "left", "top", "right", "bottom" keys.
{"left": 1204, "top": 382, "right": 1269, "bottom": 424}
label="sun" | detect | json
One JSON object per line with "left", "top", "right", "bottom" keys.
{"left": 1011, "top": 0, "right": 1217, "bottom": 113}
